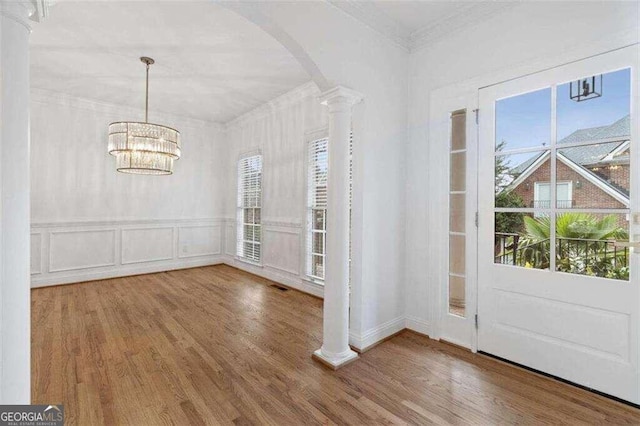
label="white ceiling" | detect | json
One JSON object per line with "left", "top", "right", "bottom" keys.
{"left": 370, "top": 1, "right": 477, "bottom": 34}
{"left": 329, "top": 1, "right": 514, "bottom": 50}
{"left": 30, "top": 1, "right": 310, "bottom": 123}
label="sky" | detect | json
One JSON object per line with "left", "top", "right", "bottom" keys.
{"left": 495, "top": 68, "right": 630, "bottom": 153}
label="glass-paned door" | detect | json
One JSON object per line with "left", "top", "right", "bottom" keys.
{"left": 478, "top": 46, "right": 639, "bottom": 403}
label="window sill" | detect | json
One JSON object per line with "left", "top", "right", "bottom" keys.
{"left": 303, "top": 276, "right": 325, "bottom": 286}
{"left": 234, "top": 256, "right": 263, "bottom": 268}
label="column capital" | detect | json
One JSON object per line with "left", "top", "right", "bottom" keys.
{"left": 319, "top": 86, "right": 364, "bottom": 108}
{"left": 0, "top": 0, "right": 48, "bottom": 30}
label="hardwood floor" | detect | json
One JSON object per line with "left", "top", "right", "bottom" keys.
{"left": 32, "top": 265, "right": 640, "bottom": 425}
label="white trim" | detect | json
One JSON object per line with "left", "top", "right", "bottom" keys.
{"left": 603, "top": 140, "right": 631, "bottom": 161}
{"left": 405, "top": 316, "right": 431, "bottom": 337}
{"left": 349, "top": 316, "right": 406, "bottom": 351}
{"left": 558, "top": 152, "right": 630, "bottom": 206}
{"left": 32, "top": 256, "right": 223, "bottom": 288}
{"left": 225, "top": 81, "right": 320, "bottom": 128}
{"left": 505, "top": 151, "right": 550, "bottom": 192}
{"left": 505, "top": 151, "right": 630, "bottom": 207}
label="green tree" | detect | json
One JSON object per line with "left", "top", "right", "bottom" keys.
{"left": 494, "top": 140, "right": 526, "bottom": 233}
{"left": 518, "top": 213, "right": 628, "bottom": 279}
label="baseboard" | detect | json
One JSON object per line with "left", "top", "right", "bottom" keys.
{"left": 349, "top": 316, "right": 407, "bottom": 352}
{"left": 31, "top": 256, "right": 223, "bottom": 288}
{"left": 405, "top": 316, "right": 431, "bottom": 337}
{"left": 222, "top": 255, "right": 324, "bottom": 298}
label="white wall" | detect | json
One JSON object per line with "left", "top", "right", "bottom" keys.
{"left": 246, "top": 1, "right": 410, "bottom": 348}
{"left": 30, "top": 89, "right": 226, "bottom": 286}
{"left": 220, "top": 82, "right": 328, "bottom": 298}
{"left": 405, "top": 1, "right": 640, "bottom": 336}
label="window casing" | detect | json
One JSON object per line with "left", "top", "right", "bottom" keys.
{"left": 237, "top": 154, "right": 262, "bottom": 263}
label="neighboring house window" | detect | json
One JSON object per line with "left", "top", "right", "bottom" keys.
{"left": 534, "top": 181, "right": 573, "bottom": 209}
{"left": 307, "top": 138, "right": 328, "bottom": 280}
{"left": 237, "top": 154, "right": 262, "bottom": 263}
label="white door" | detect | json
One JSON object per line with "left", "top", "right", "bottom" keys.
{"left": 478, "top": 46, "right": 640, "bottom": 403}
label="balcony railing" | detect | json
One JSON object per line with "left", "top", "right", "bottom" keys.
{"left": 530, "top": 199, "right": 574, "bottom": 208}
{"left": 495, "top": 233, "right": 629, "bottom": 278}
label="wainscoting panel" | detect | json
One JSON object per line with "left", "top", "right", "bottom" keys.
{"left": 263, "top": 224, "right": 302, "bottom": 276}
{"left": 179, "top": 225, "right": 221, "bottom": 258}
{"left": 49, "top": 228, "right": 116, "bottom": 272}
{"left": 225, "top": 220, "right": 236, "bottom": 256}
{"left": 32, "top": 219, "right": 223, "bottom": 288}
{"left": 30, "top": 232, "right": 43, "bottom": 275}
{"left": 122, "top": 227, "right": 174, "bottom": 265}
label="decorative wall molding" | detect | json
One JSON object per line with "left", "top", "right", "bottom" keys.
{"left": 31, "top": 218, "right": 222, "bottom": 288}
{"left": 178, "top": 225, "right": 222, "bottom": 258}
{"left": 49, "top": 228, "right": 117, "bottom": 272}
{"left": 121, "top": 227, "right": 174, "bottom": 265}
{"left": 30, "top": 232, "right": 43, "bottom": 275}
{"left": 225, "top": 81, "right": 320, "bottom": 129}
{"left": 30, "top": 88, "right": 224, "bottom": 131}
{"left": 31, "top": 256, "right": 222, "bottom": 288}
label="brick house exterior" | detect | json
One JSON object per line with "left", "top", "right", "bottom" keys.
{"left": 505, "top": 115, "right": 630, "bottom": 215}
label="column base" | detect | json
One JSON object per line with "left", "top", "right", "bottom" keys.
{"left": 312, "top": 348, "right": 359, "bottom": 370}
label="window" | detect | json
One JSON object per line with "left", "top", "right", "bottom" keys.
{"left": 306, "top": 134, "right": 353, "bottom": 283}
{"left": 237, "top": 154, "right": 262, "bottom": 263}
{"left": 307, "top": 138, "right": 328, "bottom": 280}
{"left": 534, "top": 182, "right": 573, "bottom": 209}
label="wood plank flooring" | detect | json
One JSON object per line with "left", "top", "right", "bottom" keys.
{"left": 32, "top": 265, "right": 640, "bottom": 425}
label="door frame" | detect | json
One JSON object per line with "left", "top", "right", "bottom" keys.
{"left": 428, "top": 87, "right": 479, "bottom": 350}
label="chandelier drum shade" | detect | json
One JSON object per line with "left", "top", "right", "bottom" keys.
{"left": 108, "top": 57, "right": 181, "bottom": 175}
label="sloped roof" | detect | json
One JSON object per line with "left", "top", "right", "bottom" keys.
{"left": 510, "top": 115, "right": 630, "bottom": 174}
{"left": 506, "top": 115, "right": 631, "bottom": 203}
{"left": 558, "top": 115, "right": 630, "bottom": 145}
{"left": 511, "top": 152, "right": 545, "bottom": 176}
{"left": 557, "top": 115, "right": 630, "bottom": 165}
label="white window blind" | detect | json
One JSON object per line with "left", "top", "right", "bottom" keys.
{"left": 307, "top": 138, "right": 328, "bottom": 280}
{"left": 237, "top": 154, "right": 262, "bottom": 263}
{"left": 307, "top": 134, "right": 352, "bottom": 282}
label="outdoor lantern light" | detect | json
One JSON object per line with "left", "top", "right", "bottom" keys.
{"left": 570, "top": 75, "right": 602, "bottom": 102}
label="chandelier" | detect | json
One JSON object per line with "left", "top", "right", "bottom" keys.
{"left": 108, "top": 57, "right": 181, "bottom": 175}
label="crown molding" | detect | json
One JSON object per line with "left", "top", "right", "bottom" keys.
{"left": 225, "top": 81, "right": 320, "bottom": 129}
{"left": 30, "top": 88, "right": 225, "bottom": 131}
{"left": 327, "top": 0, "right": 411, "bottom": 51}
{"left": 319, "top": 86, "right": 363, "bottom": 106}
{"left": 409, "top": 2, "right": 519, "bottom": 51}
{"left": 328, "top": 0, "right": 518, "bottom": 53}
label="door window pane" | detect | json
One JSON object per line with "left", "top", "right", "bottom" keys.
{"left": 449, "top": 110, "right": 466, "bottom": 317}
{"left": 495, "top": 212, "right": 550, "bottom": 269}
{"left": 496, "top": 87, "right": 551, "bottom": 151}
{"left": 496, "top": 151, "right": 550, "bottom": 208}
{"left": 556, "top": 212, "right": 629, "bottom": 281}
{"left": 556, "top": 68, "right": 630, "bottom": 210}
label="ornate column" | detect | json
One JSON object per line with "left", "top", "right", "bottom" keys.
{"left": 313, "top": 86, "right": 362, "bottom": 369}
{"left": 0, "top": 0, "right": 45, "bottom": 404}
